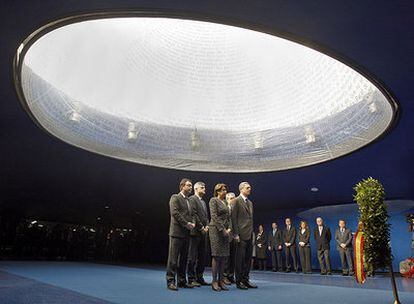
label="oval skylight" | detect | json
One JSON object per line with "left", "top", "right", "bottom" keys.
{"left": 14, "top": 13, "right": 397, "bottom": 172}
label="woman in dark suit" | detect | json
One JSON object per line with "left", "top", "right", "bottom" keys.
{"left": 209, "top": 183, "right": 232, "bottom": 291}
{"left": 298, "top": 220, "right": 312, "bottom": 274}
{"left": 255, "top": 224, "right": 267, "bottom": 270}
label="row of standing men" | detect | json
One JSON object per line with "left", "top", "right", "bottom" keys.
{"left": 255, "top": 217, "right": 354, "bottom": 276}
{"left": 166, "top": 179, "right": 257, "bottom": 291}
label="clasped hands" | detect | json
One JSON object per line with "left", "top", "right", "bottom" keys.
{"left": 186, "top": 222, "right": 196, "bottom": 230}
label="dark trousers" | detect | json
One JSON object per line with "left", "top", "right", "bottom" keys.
{"left": 224, "top": 239, "right": 236, "bottom": 280}
{"left": 317, "top": 249, "right": 331, "bottom": 273}
{"left": 166, "top": 236, "right": 189, "bottom": 285}
{"left": 270, "top": 247, "right": 283, "bottom": 271}
{"left": 285, "top": 244, "right": 298, "bottom": 271}
{"left": 235, "top": 238, "right": 252, "bottom": 283}
{"left": 299, "top": 246, "right": 311, "bottom": 273}
{"left": 187, "top": 234, "right": 207, "bottom": 282}
{"left": 338, "top": 248, "right": 354, "bottom": 274}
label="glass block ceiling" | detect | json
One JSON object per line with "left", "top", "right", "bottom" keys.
{"left": 15, "top": 15, "right": 397, "bottom": 172}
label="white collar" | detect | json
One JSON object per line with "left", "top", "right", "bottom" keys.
{"left": 180, "top": 192, "right": 187, "bottom": 199}
{"left": 240, "top": 194, "right": 248, "bottom": 201}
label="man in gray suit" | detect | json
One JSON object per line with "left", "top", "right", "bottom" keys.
{"left": 166, "top": 178, "right": 196, "bottom": 291}
{"left": 223, "top": 192, "right": 237, "bottom": 284}
{"left": 268, "top": 222, "right": 283, "bottom": 272}
{"left": 335, "top": 219, "right": 354, "bottom": 276}
{"left": 232, "top": 182, "right": 257, "bottom": 290}
{"left": 283, "top": 218, "right": 298, "bottom": 272}
{"left": 314, "top": 217, "right": 332, "bottom": 275}
{"left": 187, "top": 181, "right": 210, "bottom": 287}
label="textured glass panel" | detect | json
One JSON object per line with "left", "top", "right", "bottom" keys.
{"left": 17, "top": 17, "right": 395, "bottom": 172}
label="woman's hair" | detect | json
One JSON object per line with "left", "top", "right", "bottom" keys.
{"left": 214, "top": 183, "right": 228, "bottom": 197}
{"left": 300, "top": 220, "right": 309, "bottom": 229}
{"left": 258, "top": 224, "right": 264, "bottom": 231}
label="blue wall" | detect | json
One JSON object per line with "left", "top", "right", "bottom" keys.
{"left": 255, "top": 200, "right": 414, "bottom": 271}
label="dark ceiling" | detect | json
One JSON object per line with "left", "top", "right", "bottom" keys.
{"left": 1, "top": 1, "right": 413, "bottom": 225}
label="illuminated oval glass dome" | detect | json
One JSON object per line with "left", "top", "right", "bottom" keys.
{"left": 14, "top": 13, "right": 397, "bottom": 172}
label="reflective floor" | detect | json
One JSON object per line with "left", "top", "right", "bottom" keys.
{"left": 0, "top": 261, "right": 413, "bottom": 304}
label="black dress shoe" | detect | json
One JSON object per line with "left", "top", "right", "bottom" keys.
{"left": 228, "top": 277, "right": 236, "bottom": 284}
{"left": 245, "top": 281, "right": 258, "bottom": 288}
{"left": 189, "top": 281, "right": 201, "bottom": 287}
{"left": 320, "top": 271, "right": 327, "bottom": 275}
{"left": 178, "top": 282, "right": 194, "bottom": 288}
{"left": 272, "top": 268, "right": 277, "bottom": 272}
{"left": 197, "top": 279, "right": 211, "bottom": 286}
{"left": 327, "top": 272, "right": 332, "bottom": 275}
{"left": 236, "top": 282, "right": 248, "bottom": 290}
{"left": 167, "top": 283, "right": 178, "bottom": 291}
{"left": 219, "top": 281, "right": 229, "bottom": 291}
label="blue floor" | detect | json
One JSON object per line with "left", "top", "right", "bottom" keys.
{"left": 0, "top": 261, "right": 413, "bottom": 304}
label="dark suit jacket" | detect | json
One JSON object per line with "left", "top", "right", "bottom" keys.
{"left": 268, "top": 229, "right": 283, "bottom": 250}
{"left": 283, "top": 226, "right": 297, "bottom": 245}
{"left": 168, "top": 193, "right": 196, "bottom": 238}
{"left": 298, "top": 228, "right": 311, "bottom": 246}
{"left": 231, "top": 195, "right": 253, "bottom": 241}
{"left": 189, "top": 195, "right": 209, "bottom": 236}
{"left": 209, "top": 197, "right": 231, "bottom": 232}
{"left": 314, "top": 226, "right": 331, "bottom": 250}
{"left": 334, "top": 228, "right": 353, "bottom": 250}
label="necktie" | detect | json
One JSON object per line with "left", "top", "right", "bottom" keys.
{"left": 201, "top": 199, "right": 207, "bottom": 214}
{"left": 185, "top": 198, "right": 191, "bottom": 215}
{"left": 341, "top": 228, "right": 344, "bottom": 235}
{"left": 245, "top": 198, "right": 250, "bottom": 213}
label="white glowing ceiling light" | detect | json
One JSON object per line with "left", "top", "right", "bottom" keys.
{"left": 14, "top": 14, "right": 397, "bottom": 172}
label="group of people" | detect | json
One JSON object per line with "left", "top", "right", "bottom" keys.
{"left": 255, "top": 217, "right": 354, "bottom": 277}
{"left": 165, "top": 179, "right": 355, "bottom": 292}
{"left": 166, "top": 179, "right": 257, "bottom": 292}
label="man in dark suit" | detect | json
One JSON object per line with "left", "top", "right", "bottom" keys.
{"left": 314, "top": 217, "right": 332, "bottom": 275}
{"left": 223, "top": 192, "right": 237, "bottom": 284}
{"left": 283, "top": 218, "right": 298, "bottom": 272}
{"left": 268, "top": 222, "right": 283, "bottom": 272}
{"left": 335, "top": 219, "right": 354, "bottom": 276}
{"left": 232, "top": 182, "right": 257, "bottom": 290}
{"left": 187, "top": 181, "right": 210, "bottom": 287}
{"left": 166, "top": 178, "right": 196, "bottom": 291}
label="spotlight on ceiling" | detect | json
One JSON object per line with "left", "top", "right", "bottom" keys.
{"left": 369, "top": 102, "right": 377, "bottom": 113}
{"left": 191, "top": 128, "right": 201, "bottom": 151}
{"left": 68, "top": 101, "right": 81, "bottom": 122}
{"left": 310, "top": 187, "right": 319, "bottom": 192}
{"left": 305, "top": 126, "right": 316, "bottom": 144}
{"left": 127, "top": 122, "right": 139, "bottom": 142}
{"left": 253, "top": 132, "right": 264, "bottom": 150}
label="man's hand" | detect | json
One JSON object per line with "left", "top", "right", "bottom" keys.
{"left": 186, "top": 222, "right": 195, "bottom": 230}
{"left": 340, "top": 243, "right": 346, "bottom": 249}
{"left": 235, "top": 235, "right": 240, "bottom": 242}
{"left": 258, "top": 244, "right": 262, "bottom": 248}
{"left": 278, "top": 245, "right": 282, "bottom": 250}
{"left": 285, "top": 242, "right": 290, "bottom": 247}
{"left": 268, "top": 246, "right": 272, "bottom": 251}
